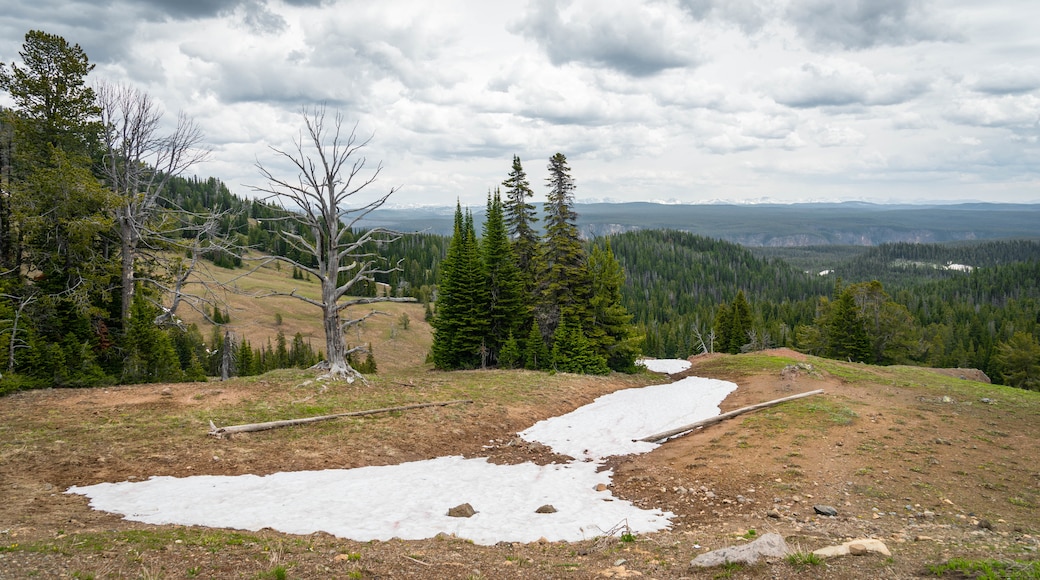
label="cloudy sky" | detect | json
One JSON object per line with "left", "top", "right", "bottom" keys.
{"left": 2, "top": 0, "right": 1039, "bottom": 207}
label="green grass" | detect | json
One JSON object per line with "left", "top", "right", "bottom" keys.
{"left": 926, "top": 558, "right": 1040, "bottom": 579}
{"left": 786, "top": 552, "right": 823, "bottom": 567}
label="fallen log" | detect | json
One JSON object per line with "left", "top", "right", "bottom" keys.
{"left": 636, "top": 389, "right": 824, "bottom": 443}
{"left": 208, "top": 399, "right": 473, "bottom": 438}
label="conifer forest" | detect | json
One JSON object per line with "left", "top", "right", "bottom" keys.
{"left": 2, "top": 30, "right": 1039, "bottom": 393}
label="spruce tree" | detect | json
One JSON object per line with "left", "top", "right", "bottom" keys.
{"left": 728, "top": 290, "right": 754, "bottom": 353}
{"left": 524, "top": 321, "right": 550, "bottom": 370}
{"left": 502, "top": 155, "right": 540, "bottom": 282}
{"left": 538, "top": 152, "right": 590, "bottom": 338}
{"left": 431, "top": 204, "right": 488, "bottom": 369}
{"left": 828, "top": 288, "right": 871, "bottom": 362}
{"left": 586, "top": 240, "right": 639, "bottom": 371}
{"left": 430, "top": 203, "right": 466, "bottom": 369}
{"left": 482, "top": 189, "right": 526, "bottom": 363}
{"left": 551, "top": 317, "right": 609, "bottom": 375}
{"left": 499, "top": 332, "right": 522, "bottom": 369}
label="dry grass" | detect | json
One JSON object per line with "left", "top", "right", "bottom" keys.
{"left": 176, "top": 256, "right": 430, "bottom": 370}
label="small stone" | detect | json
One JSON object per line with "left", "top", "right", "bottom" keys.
{"left": 447, "top": 503, "right": 476, "bottom": 518}
{"left": 849, "top": 543, "right": 869, "bottom": 556}
{"left": 535, "top": 504, "right": 557, "bottom": 514}
{"left": 161, "top": 387, "right": 172, "bottom": 396}
{"left": 813, "top": 505, "right": 838, "bottom": 517}
{"left": 704, "top": 491, "right": 716, "bottom": 499}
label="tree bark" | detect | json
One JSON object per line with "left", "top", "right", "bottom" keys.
{"left": 208, "top": 399, "right": 473, "bottom": 437}
{"left": 636, "top": 389, "right": 825, "bottom": 443}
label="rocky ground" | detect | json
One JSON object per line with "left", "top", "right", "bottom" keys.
{"left": 1, "top": 349, "right": 1037, "bottom": 579}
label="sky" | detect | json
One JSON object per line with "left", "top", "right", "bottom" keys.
{"left": 66, "top": 360, "right": 746, "bottom": 546}
{"left": 2, "top": 0, "right": 1039, "bottom": 207}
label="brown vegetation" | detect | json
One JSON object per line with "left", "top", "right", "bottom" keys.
{"left": 1, "top": 312, "right": 1037, "bottom": 579}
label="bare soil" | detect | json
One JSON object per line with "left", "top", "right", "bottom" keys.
{"left": 1, "top": 347, "right": 1038, "bottom": 579}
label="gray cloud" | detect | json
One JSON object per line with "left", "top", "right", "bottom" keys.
{"left": 512, "top": 0, "right": 698, "bottom": 77}
{"left": 767, "top": 60, "right": 931, "bottom": 108}
{"left": 675, "top": 0, "right": 777, "bottom": 34}
{"left": 787, "top": 0, "right": 957, "bottom": 50}
{"left": 127, "top": 0, "right": 325, "bottom": 21}
{"left": 970, "top": 65, "right": 1040, "bottom": 95}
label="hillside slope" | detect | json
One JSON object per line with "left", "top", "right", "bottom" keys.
{"left": 0, "top": 324, "right": 1037, "bottom": 578}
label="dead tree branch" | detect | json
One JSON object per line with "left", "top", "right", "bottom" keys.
{"left": 208, "top": 399, "right": 474, "bottom": 437}
{"left": 636, "top": 389, "right": 825, "bottom": 443}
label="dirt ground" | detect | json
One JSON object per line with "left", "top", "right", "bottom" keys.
{"left": 1, "top": 348, "right": 1037, "bottom": 579}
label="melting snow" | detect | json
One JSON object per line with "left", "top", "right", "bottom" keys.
{"left": 68, "top": 364, "right": 736, "bottom": 545}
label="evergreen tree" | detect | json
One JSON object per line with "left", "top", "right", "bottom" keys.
{"left": 499, "top": 332, "right": 522, "bottom": 369}
{"left": 524, "top": 321, "right": 550, "bottom": 370}
{"left": 726, "top": 290, "right": 754, "bottom": 353}
{"left": 0, "top": 30, "right": 102, "bottom": 162}
{"left": 994, "top": 331, "right": 1040, "bottom": 391}
{"left": 537, "top": 152, "right": 590, "bottom": 338}
{"left": 237, "top": 338, "right": 254, "bottom": 376}
{"left": 586, "top": 240, "right": 639, "bottom": 371}
{"left": 481, "top": 189, "right": 526, "bottom": 363}
{"left": 274, "top": 330, "right": 289, "bottom": 368}
{"left": 551, "top": 317, "right": 609, "bottom": 375}
{"left": 501, "top": 155, "right": 540, "bottom": 284}
{"left": 828, "top": 287, "right": 871, "bottom": 362}
{"left": 122, "top": 293, "right": 182, "bottom": 384}
{"left": 431, "top": 204, "right": 489, "bottom": 369}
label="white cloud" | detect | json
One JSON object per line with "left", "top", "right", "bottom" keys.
{"left": 2, "top": 0, "right": 1039, "bottom": 205}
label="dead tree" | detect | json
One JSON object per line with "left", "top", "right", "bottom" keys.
{"left": 252, "top": 105, "right": 411, "bottom": 382}
{"left": 96, "top": 81, "right": 209, "bottom": 323}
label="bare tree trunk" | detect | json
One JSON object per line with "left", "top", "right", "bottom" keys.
{"left": 637, "top": 389, "right": 825, "bottom": 443}
{"left": 252, "top": 105, "right": 408, "bottom": 383}
{"left": 119, "top": 216, "right": 136, "bottom": 322}
{"left": 208, "top": 399, "right": 473, "bottom": 437}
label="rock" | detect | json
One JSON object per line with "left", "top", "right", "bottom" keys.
{"left": 813, "top": 505, "right": 838, "bottom": 517}
{"left": 447, "top": 503, "right": 476, "bottom": 518}
{"left": 535, "top": 504, "right": 557, "bottom": 514}
{"left": 690, "top": 532, "right": 791, "bottom": 567}
{"left": 814, "top": 538, "right": 891, "bottom": 559}
{"left": 849, "top": 539, "right": 891, "bottom": 556}
{"left": 160, "top": 387, "right": 172, "bottom": 396}
{"left": 813, "top": 544, "right": 849, "bottom": 558}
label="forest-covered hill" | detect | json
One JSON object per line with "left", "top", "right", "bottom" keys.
{"left": 359, "top": 201, "right": 1040, "bottom": 246}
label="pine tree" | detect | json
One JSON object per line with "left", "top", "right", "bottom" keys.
{"left": 482, "top": 189, "right": 526, "bottom": 363}
{"left": 538, "top": 153, "right": 590, "bottom": 338}
{"left": 499, "top": 332, "right": 522, "bottom": 369}
{"left": 551, "top": 317, "right": 609, "bottom": 375}
{"left": 586, "top": 240, "right": 639, "bottom": 371}
{"left": 502, "top": 155, "right": 540, "bottom": 285}
{"left": 237, "top": 338, "right": 254, "bottom": 376}
{"left": 524, "top": 321, "right": 550, "bottom": 370}
{"left": 828, "top": 288, "right": 871, "bottom": 362}
{"left": 121, "top": 293, "right": 182, "bottom": 384}
{"left": 729, "top": 290, "right": 754, "bottom": 353}
{"left": 431, "top": 204, "right": 489, "bottom": 369}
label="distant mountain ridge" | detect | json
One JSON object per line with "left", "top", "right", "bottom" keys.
{"left": 360, "top": 202, "right": 1040, "bottom": 246}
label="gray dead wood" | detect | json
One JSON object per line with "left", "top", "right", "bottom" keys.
{"left": 636, "top": 389, "right": 824, "bottom": 443}
{"left": 208, "top": 399, "right": 473, "bottom": 438}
